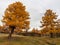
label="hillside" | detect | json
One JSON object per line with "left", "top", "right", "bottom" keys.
{"left": 0, "top": 34, "right": 60, "bottom": 45}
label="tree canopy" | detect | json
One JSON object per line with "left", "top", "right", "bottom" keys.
{"left": 2, "top": 2, "right": 30, "bottom": 29}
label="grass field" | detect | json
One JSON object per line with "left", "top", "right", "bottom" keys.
{"left": 0, "top": 33, "right": 60, "bottom": 45}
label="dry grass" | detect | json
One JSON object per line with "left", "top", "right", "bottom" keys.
{"left": 0, "top": 33, "right": 60, "bottom": 45}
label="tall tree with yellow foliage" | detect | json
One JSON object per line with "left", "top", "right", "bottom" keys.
{"left": 40, "top": 9, "right": 58, "bottom": 37}
{"left": 2, "top": 2, "right": 30, "bottom": 39}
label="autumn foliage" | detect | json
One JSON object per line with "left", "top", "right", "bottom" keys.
{"left": 2, "top": 2, "right": 30, "bottom": 38}
{"left": 0, "top": 1, "right": 60, "bottom": 38}
{"left": 40, "top": 9, "right": 60, "bottom": 37}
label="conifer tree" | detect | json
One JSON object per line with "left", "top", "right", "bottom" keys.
{"left": 40, "top": 9, "right": 57, "bottom": 37}
{"left": 2, "top": 2, "right": 30, "bottom": 39}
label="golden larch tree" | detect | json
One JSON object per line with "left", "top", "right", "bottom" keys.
{"left": 31, "top": 28, "right": 36, "bottom": 33}
{"left": 2, "top": 2, "right": 30, "bottom": 39}
{"left": 31, "top": 28, "right": 39, "bottom": 33}
{"left": 40, "top": 9, "right": 58, "bottom": 37}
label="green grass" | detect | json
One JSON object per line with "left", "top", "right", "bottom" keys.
{"left": 0, "top": 34, "right": 60, "bottom": 45}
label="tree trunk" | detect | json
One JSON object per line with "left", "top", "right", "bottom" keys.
{"left": 26, "top": 29, "right": 28, "bottom": 33}
{"left": 8, "top": 26, "right": 15, "bottom": 39}
{"left": 25, "top": 28, "right": 28, "bottom": 33}
{"left": 50, "top": 33, "right": 54, "bottom": 38}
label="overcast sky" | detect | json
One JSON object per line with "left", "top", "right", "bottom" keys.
{"left": 0, "top": 0, "right": 60, "bottom": 30}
